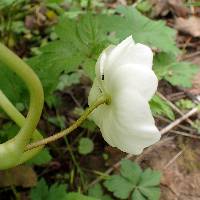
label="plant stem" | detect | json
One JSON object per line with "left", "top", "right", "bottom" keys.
{"left": 0, "top": 43, "right": 44, "bottom": 148}
{"left": 64, "top": 137, "right": 85, "bottom": 189}
{"left": 0, "top": 90, "right": 44, "bottom": 165}
{"left": 26, "top": 95, "right": 110, "bottom": 151}
{"left": 87, "top": 0, "right": 92, "bottom": 11}
{"left": 0, "top": 43, "right": 44, "bottom": 169}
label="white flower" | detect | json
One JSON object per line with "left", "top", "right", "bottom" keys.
{"left": 88, "top": 36, "right": 161, "bottom": 155}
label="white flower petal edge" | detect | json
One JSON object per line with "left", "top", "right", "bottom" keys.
{"left": 88, "top": 35, "right": 161, "bottom": 155}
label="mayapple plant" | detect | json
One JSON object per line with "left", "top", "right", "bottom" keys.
{"left": 0, "top": 36, "right": 160, "bottom": 170}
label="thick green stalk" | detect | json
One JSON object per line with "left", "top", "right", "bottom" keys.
{"left": 0, "top": 43, "right": 44, "bottom": 169}
{"left": 0, "top": 90, "right": 43, "bottom": 165}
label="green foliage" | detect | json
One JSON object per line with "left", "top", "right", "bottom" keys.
{"left": 104, "top": 160, "right": 161, "bottom": 200}
{"left": 113, "top": 6, "right": 179, "bottom": 54}
{"left": 46, "top": 0, "right": 64, "bottom": 3}
{"left": 88, "top": 183, "right": 113, "bottom": 200}
{"left": 30, "top": 179, "right": 67, "bottom": 200}
{"left": 0, "top": 122, "right": 19, "bottom": 143}
{"left": 57, "top": 72, "right": 81, "bottom": 91}
{"left": 154, "top": 53, "right": 199, "bottom": 88}
{"left": 150, "top": 95, "right": 175, "bottom": 120}
{"left": 1, "top": 6, "right": 197, "bottom": 106}
{"left": 65, "top": 192, "right": 100, "bottom": 200}
{"left": 47, "top": 115, "right": 66, "bottom": 129}
{"left": 186, "top": 2, "right": 200, "bottom": 6}
{"left": 78, "top": 137, "right": 94, "bottom": 155}
{"left": 81, "top": 120, "right": 97, "bottom": 132}
{"left": 30, "top": 179, "right": 99, "bottom": 200}
{"left": 27, "top": 149, "right": 52, "bottom": 165}
{"left": 0, "top": 0, "right": 15, "bottom": 9}
{"left": 136, "top": 0, "right": 152, "bottom": 13}
{"left": 0, "top": 62, "right": 26, "bottom": 104}
{"left": 27, "top": 6, "right": 182, "bottom": 101}
{"left": 176, "top": 99, "right": 196, "bottom": 110}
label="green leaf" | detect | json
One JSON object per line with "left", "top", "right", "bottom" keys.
{"left": 120, "top": 160, "right": 142, "bottom": 185}
{"left": 150, "top": 95, "right": 175, "bottom": 120}
{"left": 132, "top": 189, "right": 146, "bottom": 200}
{"left": 30, "top": 179, "right": 99, "bottom": 200}
{"left": 139, "top": 187, "right": 161, "bottom": 200}
{"left": 0, "top": 122, "right": 19, "bottom": 143}
{"left": 48, "top": 184, "right": 68, "bottom": 200}
{"left": 27, "top": 7, "right": 191, "bottom": 102}
{"left": 154, "top": 53, "right": 199, "bottom": 88}
{"left": 27, "top": 149, "right": 52, "bottom": 165}
{"left": 0, "top": 0, "right": 15, "bottom": 9}
{"left": 46, "top": 0, "right": 64, "bottom": 3}
{"left": 139, "top": 169, "right": 161, "bottom": 187}
{"left": 114, "top": 6, "right": 179, "bottom": 54}
{"left": 88, "top": 184, "right": 113, "bottom": 200}
{"left": 104, "top": 161, "right": 161, "bottom": 200}
{"left": 30, "top": 179, "right": 48, "bottom": 200}
{"left": 88, "top": 184, "right": 103, "bottom": 198}
{"left": 78, "top": 137, "right": 94, "bottom": 155}
{"left": 176, "top": 99, "right": 195, "bottom": 110}
{"left": 56, "top": 72, "right": 81, "bottom": 91}
{"left": 28, "top": 41, "right": 83, "bottom": 99}
{"left": 30, "top": 179, "right": 67, "bottom": 200}
{"left": 81, "top": 120, "right": 97, "bottom": 132}
{"left": 47, "top": 115, "right": 66, "bottom": 129}
{"left": 28, "top": 14, "right": 110, "bottom": 99}
{"left": 136, "top": 1, "right": 152, "bottom": 13}
{"left": 65, "top": 192, "right": 100, "bottom": 200}
{"left": 82, "top": 58, "right": 96, "bottom": 80}
{"left": 0, "top": 62, "right": 26, "bottom": 104}
{"left": 104, "top": 175, "right": 134, "bottom": 199}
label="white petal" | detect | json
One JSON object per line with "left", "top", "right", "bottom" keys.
{"left": 88, "top": 78, "right": 104, "bottom": 126}
{"left": 104, "top": 64, "right": 158, "bottom": 101}
{"left": 104, "top": 36, "right": 153, "bottom": 75}
{"left": 101, "top": 89, "right": 160, "bottom": 154}
{"left": 95, "top": 45, "right": 115, "bottom": 80}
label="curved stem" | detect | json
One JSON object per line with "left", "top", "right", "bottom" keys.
{"left": 0, "top": 43, "right": 44, "bottom": 148}
{"left": 0, "top": 90, "right": 43, "bottom": 164}
{"left": 26, "top": 95, "right": 110, "bottom": 151}
{"left": 0, "top": 43, "right": 44, "bottom": 169}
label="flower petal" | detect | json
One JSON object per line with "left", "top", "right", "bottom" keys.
{"left": 104, "top": 36, "right": 153, "bottom": 75}
{"left": 95, "top": 45, "right": 115, "bottom": 80}
{"left": 88, "top": 78, "right": 104, "bottom": 126}
{"left": 101, "top": 89, "right": 160, "bottom": 154}
{"left": 104, "top": 64, "right": 158, "bottom": 101}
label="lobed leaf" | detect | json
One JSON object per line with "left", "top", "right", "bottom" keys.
{"left": 120, "top": 160, "right": 142, "bottom": 185}
{"left": 104, "top": 175, "right": 134, "bottom": 199}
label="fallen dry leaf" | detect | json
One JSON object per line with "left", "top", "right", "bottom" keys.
{"left": 150, "top": 0, "right": 188, "bottom": 17}
{"left": 175, "top": 17, "right": 200, "bottom": 37}
{"left": 168, "top": 0, "right": 188, "bottom": 17}
{"left": 0, "top": 165, "right": 37, "bottom": 188}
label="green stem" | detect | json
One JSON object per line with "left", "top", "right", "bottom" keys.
{"left": 0, "top": 90, "right": 43, "bottom": 165}
{"left": 0, "top": 43, "right": 44, "bottom": 169}
{"left": 87, "top": 0, "right": 92, "bottom": 11}
{"left": 26, "top": 95, "right": 110, "bottom": 151}
{"left": 64, "top": 136, "right": 85, "bottom": 189}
